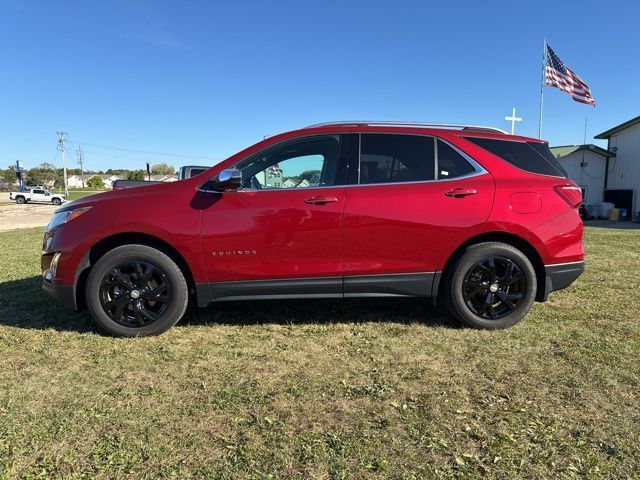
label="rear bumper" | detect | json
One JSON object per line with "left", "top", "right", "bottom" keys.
{"left": 42, "top": 280, "right": 77, "bottom": 310}
{"left": 541, "top": 261, "right": 584, "bottom": 301}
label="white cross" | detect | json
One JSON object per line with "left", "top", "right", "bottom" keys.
{"left": 505, "top": 107, "right": 522, "bottom": 135}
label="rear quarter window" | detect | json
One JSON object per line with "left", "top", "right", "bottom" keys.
{"left": 465, "top": 137, "right": 567, "bottom": 177}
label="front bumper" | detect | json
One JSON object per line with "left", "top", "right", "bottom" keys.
{"left": 541, "top": 261, "right": 584, "bottom": 301}
{"left": 42, "top": 279, "right": 77, "bottom": 310}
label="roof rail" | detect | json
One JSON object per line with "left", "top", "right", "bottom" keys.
{"left": 305, "top": 121, "right": 508, "bottom": 134}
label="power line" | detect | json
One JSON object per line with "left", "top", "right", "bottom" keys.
{"left": 68, "top": 139, "right": 219, "bottom": 160}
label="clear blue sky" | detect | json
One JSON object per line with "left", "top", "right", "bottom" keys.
{"left": 1, "top": 0, "right": 638, "bottom": 172}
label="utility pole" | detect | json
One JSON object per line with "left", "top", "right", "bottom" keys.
{"left": 77, "top": 146, "right": 85, "bottom": 188}
{"left": 57, "top": 131, "right": 69, "bottom": 198}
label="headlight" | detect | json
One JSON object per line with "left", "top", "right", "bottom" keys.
{"left": 46, "top": 206, "right": 92, "bottom": 232}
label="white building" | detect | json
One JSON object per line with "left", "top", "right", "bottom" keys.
{"left": 550, "top": 145, "right": 614, "bottom": 206}
{"left": 595, "top": 115, "right": 640, "bottom": 217}
{"left": 150, "top": 174, "right": 178, "bottom": 183}
{"left": 67, "top": 174, "right": 90, "bottom": 188}
{"left": 67, "top": 174, "right": 123, "bottom": 189}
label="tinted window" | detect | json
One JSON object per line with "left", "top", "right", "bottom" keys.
{"left": 359, "top": 134, "right": 435, "bottom": 184}
{"left": 189, "top": 168, "right": 208, "bottom": 177}
{"left": 465, "top": 137, "right": 567, "bottom": 177}
{"left": 528, "top": 142, "right": 569, "bottom": 177}
{"left": 238, "top": 136, "right": 341, "bottom": 189}
{"left": 437, "top": 140, "right": 475, "bottom": 179}
{"left": 33, "top": 189, "right": 45, "bottom": 194}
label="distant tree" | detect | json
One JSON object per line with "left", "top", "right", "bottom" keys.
{"left": 127, "top": 170, "right": 147, "bottom": 181}
{"left": 86, "top": 176, "right": 104, "bottom": 189}
{"left": 39, "top": 162, "right": 56, "bottom": 170}
{"left": 151, "top": 163, "right": 175, "bottom": 175}
{"left": 299, "top": 169, "right": 321, "bottom": 184}
{"left": 25, "top": 167, "right": 61, "bottom": 187}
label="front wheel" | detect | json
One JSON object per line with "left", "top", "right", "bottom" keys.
{"left": 85, "top": 244, "right": 189, "bottom": 337}
{"left": 52, "top": 198, "right": 62, "bottom": 206}
{"left": 443, "top": 242, "right": 537, "bottom": 329}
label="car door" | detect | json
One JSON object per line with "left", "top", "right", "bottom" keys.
{"left": 342, "top": 133, "right": 494, "bottom": 297}
{"left": 32, "top": 189, "right": 46, "bottom": 202}
{"left": 199, "top": 134, "right": 350, "bottom": 300}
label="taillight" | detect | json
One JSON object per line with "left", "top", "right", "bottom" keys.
{"left": 553, "top": 185, "right": 582, "bottom": 208}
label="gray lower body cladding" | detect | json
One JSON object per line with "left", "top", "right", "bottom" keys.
{"left": 196, "top": 272, "right": 438, "bottom": 306}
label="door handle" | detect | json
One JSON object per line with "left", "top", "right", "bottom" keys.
{"left": 305, "top": 196, "right": 338, "bottom": 205}
{"left": 445, "top": 188, "right": 478, "bottom": 198}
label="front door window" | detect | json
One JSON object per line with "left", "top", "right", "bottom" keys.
{"left": 237, "top": 136, "right": 342, "bottom": 190}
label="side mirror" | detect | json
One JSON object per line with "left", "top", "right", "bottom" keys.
{"left": 206, "top": 168, "right": 242, "bottom": 192}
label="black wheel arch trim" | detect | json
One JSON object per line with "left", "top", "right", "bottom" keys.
{"left": 73, "top": 232, "right": 198, "bottom": 310}
{"left": 435, "top": 231, "right": 547, "bottom": 302}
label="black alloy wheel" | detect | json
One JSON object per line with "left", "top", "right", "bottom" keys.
{"left": 443, "top": 242, "right": 536, "bottom": 329}
{"left": 86, "top": 244, "right": 188, "bottom": 337}
{"left": 99, "top": 261, "right": 171, "bottom": 327}
{"left": 462, "top": 256, "right": 525, "bottom": 320}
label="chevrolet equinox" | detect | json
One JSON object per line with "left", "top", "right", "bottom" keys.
{"left": 42, "top": 122, "right": 584, "bottom": 336}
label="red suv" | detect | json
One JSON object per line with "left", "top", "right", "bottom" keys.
{"left": 42, "top": 122, "right": 584, "bottom": 336}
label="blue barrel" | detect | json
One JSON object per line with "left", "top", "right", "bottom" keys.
{"left": 619, "top": 208, "right": 627, "bottom": 221}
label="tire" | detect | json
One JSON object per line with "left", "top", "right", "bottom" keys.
{"left": 85, "top": 244, "right": 189, "bottom": 337}
{"left": 52, "top": 198, "right": 62, "bottom": 206}
{"left": 15, "top": 196, "right": 25, "bottom": 204}
{"left": 443, "top": 242, "right": 536, "bottom": 329}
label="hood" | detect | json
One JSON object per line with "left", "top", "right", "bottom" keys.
{"left": 58, "top": 179, "right": 195, "bottom": 212}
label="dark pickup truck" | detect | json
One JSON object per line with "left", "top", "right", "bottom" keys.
{"left": 112, "top": 179, "right": 160, "bottom": 190}
{"left": 112, "top": 166, "right": 209, "bottom": 190}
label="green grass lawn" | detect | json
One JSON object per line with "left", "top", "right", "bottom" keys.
{"left": 0, "top": 227, "right": 638, "bottom": 479}
{"left": 55, "top": 190, "right": 106, "bottom": 201}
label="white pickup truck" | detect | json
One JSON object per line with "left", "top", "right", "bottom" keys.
{"left": 9, "top": 188, "right": 67, "bottom": 205}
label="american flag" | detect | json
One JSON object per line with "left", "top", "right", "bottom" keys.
{"left": 545, "top": 44, "right": 595, "bottom": 105}
{"left": 267, "top": 164, "right": 282, "bottom": 177}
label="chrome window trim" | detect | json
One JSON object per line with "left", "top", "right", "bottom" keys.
{"left": 200, "top": 131, "right": 489, "bottom": 193}
{"left": 214, "top": 170, "right": 491, "bottom": 194}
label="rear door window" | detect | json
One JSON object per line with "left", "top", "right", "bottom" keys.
{"left": 359, "top": 134, "right": 435, "bottom": 184}
{"left": 465, "top": 137, "right": 567, "bottom": 177}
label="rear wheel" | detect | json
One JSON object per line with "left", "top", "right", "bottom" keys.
{"left": 85, "top": 244, "right": 188, "bottom": 337}
{"left": 16, "top": 196, "right": 25, "bottom": 204}
{"left": 443, "top": 242, "right": 536, "bottom": 329}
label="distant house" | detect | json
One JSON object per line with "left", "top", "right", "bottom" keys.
{"left": 595, "top": 115, "right": 640, "bottom": 216}
{"left": 282, "top": 178, "right": 310, "bottom": 188}
{"left": 96, "top": 174, "right": 122, "bottom": 188}
{"left": 550, "top": 145, "right": 614, "bottom": 206}
{"left": 150, "top": 174, "right": 177, "bottom": 182}
{"left": 67, "top": 174, "right": 91, "bottom": 188}
{"left": 67, "top": 174, "right": 122, "bottom": 189}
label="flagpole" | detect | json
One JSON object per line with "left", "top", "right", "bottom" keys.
{"left": 538, "top": 37, "right": 547, "bottom": 139}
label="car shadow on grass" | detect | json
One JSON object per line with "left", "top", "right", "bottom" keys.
{"left": 0, "top": 276, "right": 459, "bottom": 333}
{"left": 0, "top": 276, "right": 93, "bottom": 333}
{"left": 183, "top": 297, "right": 458, "bottom": 328}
